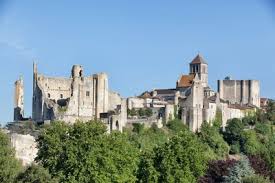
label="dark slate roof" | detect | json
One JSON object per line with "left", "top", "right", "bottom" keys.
{"left": 190, "top": 54, "right": 207, "bottom": 65}
{"left": 154, "top": 89, "right": 177, "bottom": 95}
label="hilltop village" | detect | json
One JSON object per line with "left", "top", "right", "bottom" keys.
{"left": 14, "top": 54, "right": 261, "bottom": 132}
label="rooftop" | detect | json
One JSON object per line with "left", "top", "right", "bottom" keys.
{"left": 190, "top": 54, "right": 207, "bottom": 65}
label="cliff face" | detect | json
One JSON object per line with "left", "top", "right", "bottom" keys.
{"left": 10, "top": 133, "right": 38, "bottom": 166}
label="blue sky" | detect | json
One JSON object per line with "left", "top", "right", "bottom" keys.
{"left": 0, "top": 0, "right": 275, "bottom": 124}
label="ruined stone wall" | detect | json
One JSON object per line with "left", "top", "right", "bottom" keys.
{"left": 37, "top": 76, "right": 72, "bottom": 101}
{"left": 165, "top": 104, "right": 175, "bottom": 122}
{"left": 127, "top": 97, "right": 145, "bottom": 109}
{"left": 14, "top": 77, "right": 24, "bottom": 121}
{"left": 32, "top": 64, "right": 112, "bottom": 123}
{"left": 10, "top": 133, "right": 38, "bottom": 167}
{"left": 108, "top": 91, "right": 122, "bottom": 111}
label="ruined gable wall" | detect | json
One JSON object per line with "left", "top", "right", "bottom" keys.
{"left": 37, "top": 76, "right": 72, "bottom": 101}
{"left": 108, "top": 91, "right": 122, "bottom": 111}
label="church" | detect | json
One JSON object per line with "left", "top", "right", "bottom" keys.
{"left": 132, "top": 54, "right": 260, "bottom": 132}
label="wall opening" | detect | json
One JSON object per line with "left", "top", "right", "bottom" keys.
{"left": 116, "top": 121, "right": 119, "bottom": 130}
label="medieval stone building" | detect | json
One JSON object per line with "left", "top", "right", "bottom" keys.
{"left": 14, "top": 63, "right": 126, "bottom": 132}
{"left": 128, "top": 54, "right": 260, "bottom": 132}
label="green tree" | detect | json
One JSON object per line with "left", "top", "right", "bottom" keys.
{"left": 223, "top": 118, "right": 245, "bottom": 154}
{"left": 0, "top": 131, "right": 22, "bottom": 183}
{"left": 166, "top": 118, "right": 187, "bottom": 134}
{"left": 36, "top": 121, "right": 139, "bottom": 183}
{"left": 137, "top": 128, "right": 211, "bottom": 182}
{"left": 15, "top": 164, "right": 57, "bottom": 183}
{"left": 224, "top": 155, "right": 255, "bottom": 183}
{"left": 136, "top": 151, "right": 159, "bottom": 183}
{"left": 128, "top": 108, "right": 137, "bottom": 117}
{"left": 242, "top": 115, "right": 257, "bottom": 126}
{"left": 223, "top": 118, "right": 245, "bottom": 144}
{"left": 138, "top": 108, "right": 146, "bottom": 117}
{"left": 198, "top": 122, "right": 229, "bottom": 158}
{"left": 130, "top": 124, "right": 169, "bottom": 151}
{"left": 266, "top": 101, "right": 275, "bottom": 122}
{"left": 240, "top": 130, "right": 264, "bottom": 156}
{"left": 144, "top": 108, "right": 153, "bottom": 117}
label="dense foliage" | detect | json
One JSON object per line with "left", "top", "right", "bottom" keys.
{"left": 36, "top": 121, "right": 139, "bottom": 182}
{"left": 1, "top": 100, "right": 274, "bottom": 182}
{"left": 137, "top": 129, "right": 212, "bottom": 183}
{"left": 198, "top": 122, "right": 229, "bottom": 159}
{"left": 0, "top": 131, "right": 22, "bottom": 183}
{"left": 224, "top": 155, "right": 255, "bottom": 183}
{"left": 198, "top": 159, "right": 237, "bottom": 183}
{"left": 15, "top": 164, "right": 57, "bottom": 183}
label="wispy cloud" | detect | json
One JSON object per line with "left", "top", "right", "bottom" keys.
{"left": 0, "top": 40, "right": 37, "bottom": 59}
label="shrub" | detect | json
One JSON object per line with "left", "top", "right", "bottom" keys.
{"left": 242, "top": 175, "right": 271, "bottom": 183}
{"left": 224, "top": 155, "right": 254, "bottom": 183}
{"left": 198, "top": 159, "right": 237, "bottom": 183}
{"left": 166, "top": 119, "right": 187, "bottom": 133}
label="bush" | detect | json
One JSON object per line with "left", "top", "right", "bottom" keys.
{"left": 254, "top": 123, "right": 271, "bottom": 135}
{"left": 166, "top": 119, "right": 187, "bottom": 133}
{"left": 242, "top": 175, "right": 271, "bottom": 183}
{"left": 0, "top": 131, "right": 22, "bottom": 183}
{"left": 229, "top": 142, "right": 241, "bottom": 154}
{"left": 240, "top": 130, "right": 264, "bottom": 155}
{"left": 16, "top": 164, "right": 57, "bottom": 183}
{"left": 198, "top": 159, "right": 237, "bottom": 183}
{"left": 198, "top": 122, "right": 229, "bottom": 158}
{"left": 248, "top": 155, "right": 272, "bottom": 179}
{"left": 224, "top": 155, "right": 254, "bottom": 183}
{"left": 223, "top": 118, "right": 244, "bottom": 145}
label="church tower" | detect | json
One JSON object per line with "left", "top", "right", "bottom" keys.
{"left": 189, "top": 54, "right": 208, "bottom": 87}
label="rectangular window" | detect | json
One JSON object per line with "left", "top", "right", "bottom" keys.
{"left": 86, "top": 91, "right": 90, "bottom": 97}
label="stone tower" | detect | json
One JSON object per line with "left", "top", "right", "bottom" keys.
{"left": 14, "top": 76, "right": 24, "bottom": 121}
{"left": 190, "top": 74, "right": 204, "bottom": 132}
{"left": 189, "top": 54, "right": 208, "bottom": 87}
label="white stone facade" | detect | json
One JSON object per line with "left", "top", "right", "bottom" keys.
{"left": 30, "top": 63, "right": 126, "bottom": 131}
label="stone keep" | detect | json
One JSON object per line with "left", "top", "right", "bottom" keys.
{"left": 218, "top": 79, "right": 260, "bottom": 107}
{"left": 32, "top": 63, "right": 121, "bottom": 124}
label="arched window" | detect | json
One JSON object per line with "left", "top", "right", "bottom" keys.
{"left": 60, "top": 94, "right": 63, "bottom": 99}
{"left": 48, "top": 93, "right": 50, "bottom": 98}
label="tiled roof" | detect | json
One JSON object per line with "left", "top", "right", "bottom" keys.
{"left": 177, "top": 74, "right": 195, "bottom": 88}
{"left": 228, "top": 104, "right": 257, "bottom": 110}
{"left": 190, "top": 54, "right": 207, "bottom": 64}
{"left": 139, "top": 91, "right": 152, "bottom": 99}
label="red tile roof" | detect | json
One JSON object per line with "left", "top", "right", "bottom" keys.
{"left": 177, "top": 74, "right": 195, "bottom": 88}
